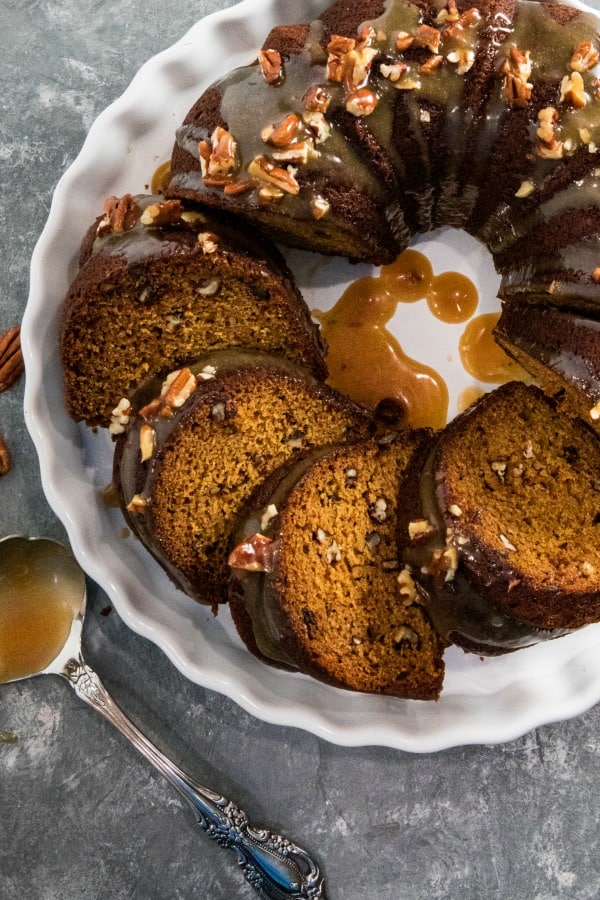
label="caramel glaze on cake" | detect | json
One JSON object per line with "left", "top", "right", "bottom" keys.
{"left": 168, "top": 0, "right": 529, "bottom": 261}
{"left": 397, "top": 381, "right": 600, "bottom": 654}
{"left": 60, "top": 193, "right": 326, "bottom": 428}
{"left": 228, "top": 431, "right": 446, "bottom": 700}
{"left": 168, "top": 0, "right": 600, "bottom": 293}
{"left": 113, "top": 351, "right": 375, "bottom": 609}
{"left": 494, "top": 303, "right": 600, "bottom": 431}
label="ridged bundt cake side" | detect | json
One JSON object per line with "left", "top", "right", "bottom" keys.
{"left": 494, "top": 303, "right": 600, "bottom": 430}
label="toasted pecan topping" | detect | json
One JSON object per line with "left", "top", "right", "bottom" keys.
{"left": 500, "top": 47, "right": 533, "bottom": 107}
{"left": 571, "top": 39, "right": 599, "bottom": 72}
{"left": 258, "top": 48, "right": 284, "bottom": 85}
{"left": 97, "top": 194, "right": 142, "bottom": 235}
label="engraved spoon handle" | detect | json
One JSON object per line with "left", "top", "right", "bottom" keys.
{"left": 60, "top": 653, "right": 327, "bottom": 900}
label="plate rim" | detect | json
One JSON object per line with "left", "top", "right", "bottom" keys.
{"left": 22, "top": 0, "right": 600, "bottom": 751}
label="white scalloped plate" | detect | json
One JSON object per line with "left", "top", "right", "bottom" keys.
{"left": 22, "top": 0, "right": 600, "bottom": 751}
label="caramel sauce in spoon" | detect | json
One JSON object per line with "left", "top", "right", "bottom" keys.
{"left": 0, "top": 538, "right": 84, "bottom": 683}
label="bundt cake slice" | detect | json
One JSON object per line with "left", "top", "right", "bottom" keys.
{"left": 398, "top": 381, "right": 600, "bottom": 654}
{"left": 60, "top": 193, "right": 326, "bottom": 428}
{"left": 494, "top": 303, "right": 600, "bottom": 431}
{"left": 228, "top": 431, "right": 446, "bottom": 700}
{"left": 113, "top": 351, "right": 374, "bottom": 608}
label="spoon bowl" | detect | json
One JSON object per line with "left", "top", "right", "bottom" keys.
{"left": 0, "top": 534, "right": 327, "bottom": 899}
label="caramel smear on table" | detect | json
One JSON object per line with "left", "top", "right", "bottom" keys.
{"left": 459, "top": 312, "right": 528, "bottom": 383}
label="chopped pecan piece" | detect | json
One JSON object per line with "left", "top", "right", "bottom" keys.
{"left": 272, "top": 141, "right": 315, "bottom": 165}
{"left": 395, "top": 31, "right": 414, "bottom": 52}
{"left": 302, "top": 84, "right": 332, "bottom": 113}
{"left": 97, "top": 194, "right": 141, "bottom": 235}
{"left": 247, "top": 156, "right": 300, "bottom": 194}
{"left": 500, "top": 47, "right": 533, "bottom": 107}
{"left": 420, "top": 54, "right": 443, "bottom": 75}
{"left": 160, "top": 367, "right": 198, "bottom": 411}
{"left": 109, "top": 398, "right": 132, "bottom": 435}
{"left": 258, "top": 48, "right": 284, "bottom": 85}
{"left": 199, "top": 126, "right": 240, "bottom": 181}
{"left": 447, "top": 48, "right": 475, "bottom": 74}
{"left": 140, "top": 199, "right": 184, "bottom": 226}
{"left": 560, "top": 71, "right": 587, "bottom": 108}
{"left": 571, "top": 39, "right": 600, "bottom": 72}
{"left": 139, "top": 423, "right": 155, "bottom": 462}
{"left": 435, "top": 0, "right": 459, "bottom": 24}
{"left": 412, "top": 24, "right": 441, "bottom": 54}
{"left": 312, "top": 194, "right": 330, "bottom": 219}
{"left": 326, "top": 33, "right": 377, "bottom": 89}
{"left": 535, "top": 106, "right": 563, "bottom": 158}
{"left": 346, "top": 87, "right": 379, "bottom": 116}
{"left": 0, "top": 325, "right": 24, "bottom": 394}
{"left": 228, "top": 532, "right": 275, "bottom": 572}
{"left": 261, "top": 113, "right": 303, "bottom": 148}
{"left": 443, "top": 6, "right": 482, "bottom": 39}
{"left": 380, "top": 62, "right": 409, "bottom": 83}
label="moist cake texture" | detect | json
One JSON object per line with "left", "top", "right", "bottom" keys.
{"left": 229, "top": 431, "right": 446, "bottom": 699}
{"left": 399, "top": 381, "right": 600, "bottom": 651}
{"left": 113, "top": 351, "right": 374, "bottom": 608}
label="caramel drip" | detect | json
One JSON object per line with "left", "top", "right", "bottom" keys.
{"left": 459, "top": 312, "right": 527, "bottom": 383}
{"left": 380, "top": 249, "right": 478, "bottom": 321}
{"left": 380, "top": 249, "right": 434, "bottom": 303}
{"left": 150, "top": 160, "right": 172, "bottom": 194}
{"left": 426, "top": 272, "right": 479, "bottom": 324}
{"left": 313, "top": 268, "right": 448, "bottom": 430}
{"left": 457, "top": 384, "right": 486, "bottom": 412}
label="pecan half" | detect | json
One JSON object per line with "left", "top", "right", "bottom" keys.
{"left": 0, "top": 326, "right": 24, "bottom": 394}
{"left": 140, "top": 199, "right": 184, "bottom": 226}
{"left": 97, "top": 194, "right": 141, "bottom": 235}
{"left": 247, "top": 156, "right": 300, "bottom": 194}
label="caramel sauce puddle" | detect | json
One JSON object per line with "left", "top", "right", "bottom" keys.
{"left": 314, "top": 249, "right": 482, "bottom": 430}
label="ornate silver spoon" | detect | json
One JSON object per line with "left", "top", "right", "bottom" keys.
{"left": 0, "top": 534, "right": 327, "bottom": 900}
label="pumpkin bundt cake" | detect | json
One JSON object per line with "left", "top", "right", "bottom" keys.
{"left": 494, "top": 303, "right": 600, "bottom": 431}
